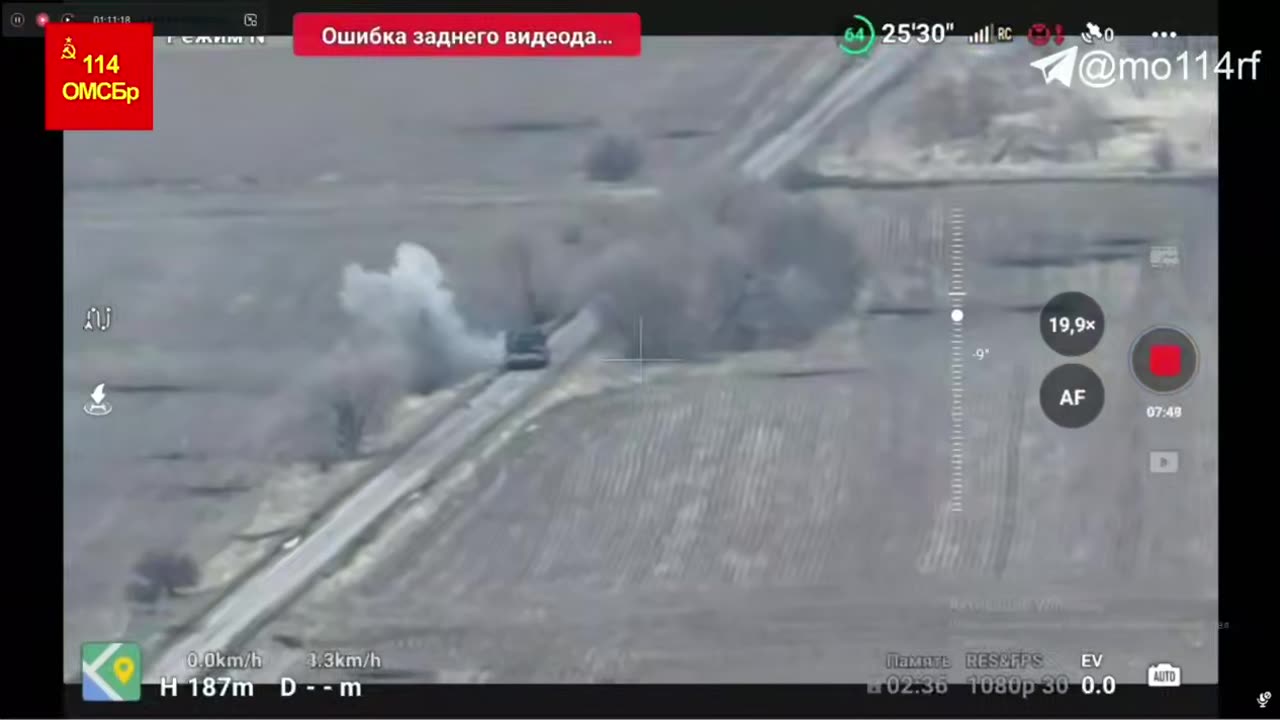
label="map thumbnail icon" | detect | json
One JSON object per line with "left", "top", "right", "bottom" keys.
{"left": 82, "top": 642, "right": 141, "bottom": 701}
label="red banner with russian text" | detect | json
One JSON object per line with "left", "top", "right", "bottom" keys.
{"left": 293, "top": 13, "right": 642, "bottom": 57}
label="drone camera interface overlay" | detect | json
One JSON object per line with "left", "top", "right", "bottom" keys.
{"left": 14, "top": 3, "right": 1267, "bottom": 717}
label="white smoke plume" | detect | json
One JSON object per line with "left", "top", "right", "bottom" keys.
{"left": 339, "top": 242, "right": 504, "bottom": 392}
{"left": 237, "top": 179, "right": 866, "bottom": 467}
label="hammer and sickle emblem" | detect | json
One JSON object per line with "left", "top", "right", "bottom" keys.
{"left": 61, "top": 38, "right": 76, "bottom": 61}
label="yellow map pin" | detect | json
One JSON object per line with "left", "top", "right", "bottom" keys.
{"left": 113, "top": 657, "right": 135, "bottom": 685}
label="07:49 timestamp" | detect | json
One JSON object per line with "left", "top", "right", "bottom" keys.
{"left": 1146, "top": 405, "right": 1183, "bottom": 419}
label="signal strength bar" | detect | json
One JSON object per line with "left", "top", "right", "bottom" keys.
{"left": 968, "top": 24, "right": 994, "bottom": 43}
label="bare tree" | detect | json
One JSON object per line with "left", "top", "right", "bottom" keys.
{"left": 1151, "top": 135, "right": 1175, "bottom": 171}
{"left": 324, "top": 346, "right": 404, "bottom": 459}
{"left": 505, "top": 236, "right": 554, "bottom": 326}
{"left": 332, "top": 391, "right": 366, "bottom": 459}
{"left": 564, "top": 180, "right": 866, "bottom": 359}
{"left": 910, "top": 71, "right": 1011, "bottom": 143}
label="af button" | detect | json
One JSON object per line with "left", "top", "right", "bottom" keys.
{"left": 1039, "top": 363, "right": 1105, "bottom": 428}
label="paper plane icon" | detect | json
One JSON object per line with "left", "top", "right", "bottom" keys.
{"left": 1030, "top": 46, "right": 1078, "bottom": 87}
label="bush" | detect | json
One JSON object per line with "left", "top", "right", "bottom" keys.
{"left": 132, "top": 550, "right": 199, "bottom": 598}
{"left": 504, "top": 236, "right": 556, "bottom": 326}
{"left": 125, "top": 580, "right": 163, "bottom": 605}
{"left": 561, "top": 225, "right": 583, "bottom": 246}
{"left": 584, "top": 134, "right": 643, "bottom": 182}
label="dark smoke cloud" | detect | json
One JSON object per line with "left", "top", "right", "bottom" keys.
{"left": 564, "top": 179, "right": 867, "bottom": 357}
{"left": 325, "top": 179, "right": 865, "bottom": 386}
{"left": 246, "top": 177, "right": 866, "bottom": 465}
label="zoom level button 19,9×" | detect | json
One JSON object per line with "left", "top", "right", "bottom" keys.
{"left": 1040, "top": 291, "right": 1105, "bottom": 356}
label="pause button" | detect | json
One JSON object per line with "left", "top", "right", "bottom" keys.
{"left": 1039, "top": 363, "right": 1105, "bottom": 428}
